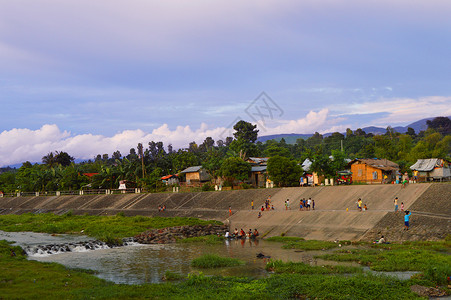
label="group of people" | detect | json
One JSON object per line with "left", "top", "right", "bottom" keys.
{"left": 158, "top": 204, "right": 166, "bottom": 212}
{"left": 299, "top": 198, "right": 314, "bottom": 210}
{"left": 225, "top": 228, "right": 259, "bottom": 239}
{"left": 256, "top": 196, "right": 317, "bottom": 218}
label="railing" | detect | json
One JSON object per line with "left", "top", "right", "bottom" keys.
{"left": 0, "top": 188, "right": 141, "bottom": 197}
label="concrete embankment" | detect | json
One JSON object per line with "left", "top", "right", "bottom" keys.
{"left": 0, "top": 183, "right": 449, "bottom": 241}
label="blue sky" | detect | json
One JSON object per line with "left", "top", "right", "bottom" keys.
{"left": 1, "top": 0, "right": 451, "bottom": 166}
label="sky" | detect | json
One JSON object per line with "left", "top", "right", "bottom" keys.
{"left": 1, "top": 0, "right": 451, "bottom": 167}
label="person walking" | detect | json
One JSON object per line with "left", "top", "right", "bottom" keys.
{"left": 251, "top": 200, "right": 254, "bottom": 210}
{"left": 394, "top": 197, "right": 399, "bottom": 212}
{"left": 357, "top": 198, "right": 362, "bottom": 212}
{"left": 229, "top": 206, "right": 232, "bottom": 216}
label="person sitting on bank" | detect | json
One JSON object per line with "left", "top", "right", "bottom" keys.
{"left": 377, "top": 235, "right": 386, "bottom": 244}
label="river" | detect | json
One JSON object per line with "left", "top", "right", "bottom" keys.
{"left": 1, "top": 230, "right": 360, "bottom": 284}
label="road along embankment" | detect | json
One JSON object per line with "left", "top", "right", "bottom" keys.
{"left": 0, "top": 183, "right": 449, "bottom": 241}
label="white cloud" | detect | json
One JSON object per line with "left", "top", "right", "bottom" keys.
{"left": 259, "top": 109, "right": 332, "bottom": 135}
{"left": 0, "top": 109, "right": 335, "bottom": 166}
{"left": 335, "top": 96, "right": 451, "bottom": 126}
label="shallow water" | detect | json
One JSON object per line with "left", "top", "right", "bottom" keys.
{"left": 1, "top": 230, "right": 359, "bottom": 284}
{"left": 1, "top": 231, "right": 421, "bottom": 285}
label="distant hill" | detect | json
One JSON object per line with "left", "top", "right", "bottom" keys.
{"left": 257, "top": 116, "right": 450, "bottom": 144}
{"left": 257, "top": 133, "right": 313, "bottom": 143}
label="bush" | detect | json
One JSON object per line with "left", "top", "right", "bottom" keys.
{"left": 201, "top": 183, "right": 214, "bottom": 192}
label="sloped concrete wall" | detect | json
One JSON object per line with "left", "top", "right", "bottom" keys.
{"left": 1, "top": 183, "right": 449, "bottom": 241}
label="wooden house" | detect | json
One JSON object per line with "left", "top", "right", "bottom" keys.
{"left": 246, "top": 157, "right": 269, "bottom": 187}
{"left": 410, "top": 158, "right": 451, "bottom": 182}
{"left": 348, "top": 158, "right": 399, "bottom": 184}
{"left": 180, "top": 166, "right": 210, "bottom": 186}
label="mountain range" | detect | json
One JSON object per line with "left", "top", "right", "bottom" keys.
{"left": 257, "top": 116, "right": 450, "bottom": 144}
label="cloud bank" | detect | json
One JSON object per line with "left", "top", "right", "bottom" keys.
{"left": 0, "top": 108, "right": 338, "bottom": 167}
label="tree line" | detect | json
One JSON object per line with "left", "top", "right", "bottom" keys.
{"left": 0, "top": 117, "right": 450, "bottom": 193}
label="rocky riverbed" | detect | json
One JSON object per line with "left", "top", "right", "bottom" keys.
{"left": 134, "top": 224, "right": 229, "bottom": 244}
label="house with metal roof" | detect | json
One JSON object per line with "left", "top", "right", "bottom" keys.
{"left": 180, "top": 166, "right": 211, "bottom": 185}
{"left": 410, "top": 158, "right": 451, "bottom": 181}
{"left": 348, "top": 158, "right": 399, "bottom": 184}
{"left": 246, "top": 157, "right": 269, "bottom": 187}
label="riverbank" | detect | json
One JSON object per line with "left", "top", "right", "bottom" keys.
{"left": 1, "top": 183, "right": 450, "bottom": 241}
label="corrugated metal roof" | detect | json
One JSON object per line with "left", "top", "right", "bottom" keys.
{"left": 247, "top": 157, "right": 269, "bottom": 165}
{"left": 410, "top": 159, "right": 440, "bottom": 171}
{"left": 349, "top": 158, "right": 399, "bottom": 171}
{"left": 180, "top": 166, "right": 202, "bottom": 173}
{"left": 251, "top": 166, "right": 267, "bottom": 172}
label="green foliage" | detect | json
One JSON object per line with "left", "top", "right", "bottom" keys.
{"left": 191, "top": 254, "right": 244, "bottom": 268}
{"left": 219, "top": 157, "right": 251, "bottom": 184}
{"left": 266, "top": 155, "right": 302, "bottom": 186}
{"left": 201, "top": 183, "right": 214, "bottom": 191}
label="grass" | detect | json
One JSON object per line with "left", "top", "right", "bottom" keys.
{"left": 177, "top": 235, "right": 224, "bottom": 244}
{"left": 282, "top": 240, "right": 339, "bottom": 250}
{"left": 163, "top": 270, "right": 184, "bottom": 281}
{"left": 266, "top": 260, "right": 363, "bottom": 274}
{"left": 265, "top": 236, "right": 305, "bottom": 243}
{"left": 265, "top": 235, "right": 342, "bottom": 250}
{"left": 191, "top": 254, "right": 245, "bottom": 268}
{"left": 0, "top": 213, "right": 222, "bottom": 243}
{"left": 316, "top": 241, "right": 451, "bottom": 286}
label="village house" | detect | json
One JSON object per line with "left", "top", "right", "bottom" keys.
{"left": 410, "top": 158, "right": 451, "bottom": 182}
{"left": 246, "top": 157, "right": 269, "bottom": 188}
{"left": 348, "top": 158, "right": 399, "bottom": 184}
{"left": 301, "top": 158, "right": 323, "bottom": 186}
{"left": 180, "top": 166, "right": 210, "bottom": 186}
